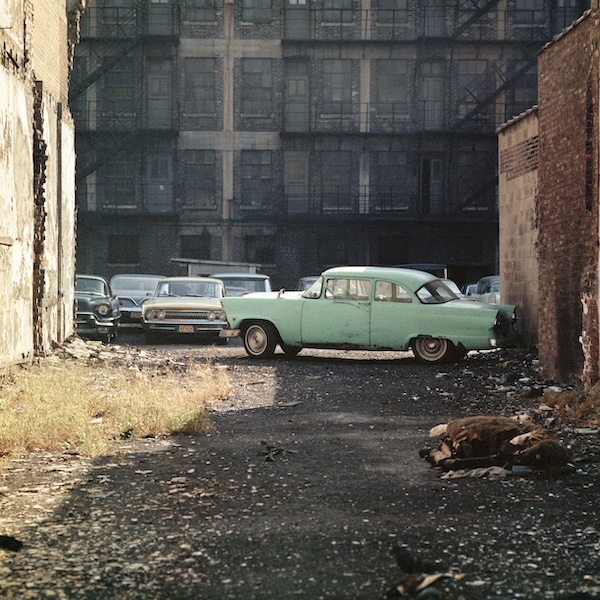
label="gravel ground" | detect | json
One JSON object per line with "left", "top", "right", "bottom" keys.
{"left": 0, "top": 333, "right": 599, "bottom": 600}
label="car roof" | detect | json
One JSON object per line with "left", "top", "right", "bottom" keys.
{"left": 110, "top": 274, "right": 164, "bottom": 280}
{"left": 321, "top": 266, "right": 437, "bottom": 288}
{"left": 210, "top": 273, "right": 269, "bottom": 279}
{"left": 158, "top": 277, "right": 223, "bottom": 284}
{"left": 76, "top": 274, "right": 107, "bottom": 281}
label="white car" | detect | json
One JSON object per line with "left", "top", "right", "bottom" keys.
{"left": 141, "top": 277, "right": 227, "bottom": 344}
{"left": 210, "top": 273, "right": 272, "bottom": 296}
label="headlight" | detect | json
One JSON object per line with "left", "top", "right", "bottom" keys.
{"left": 158, "top": 310, "right": 166, "bottom": 320}
{"left": 208, "top": 311, "right": 225, "bottom": 321}
{"left": 97, "top": 303, "right": 110, "bottom": 316}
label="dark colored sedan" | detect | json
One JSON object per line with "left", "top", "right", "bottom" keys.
{"left": 75, "top": 275, "right": 121, "bottom": 343}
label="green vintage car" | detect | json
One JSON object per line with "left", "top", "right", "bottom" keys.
{"left": 219, "top": 266, "right": 519, "bottom": 363}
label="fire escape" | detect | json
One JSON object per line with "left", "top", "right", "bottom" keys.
{"left": 71, "top": 2, "right": 180, "bottom": 213}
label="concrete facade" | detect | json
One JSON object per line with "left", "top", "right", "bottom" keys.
{"left": 71, "top": 2, "right": 590, "bottom": 290}
{"left": 0, "top": 1, "right": 82, "bottom": 367}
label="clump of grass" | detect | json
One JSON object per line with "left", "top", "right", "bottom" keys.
{"left": 544, "top": 386, "right": 600, "bottom": 426}
{"left": 0, "top": 359, "right": 231, "bottom": 459}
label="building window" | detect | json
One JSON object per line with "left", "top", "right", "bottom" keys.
{"left": 420, "top": 62, "right": 444, "bottom": 130}
{"left": 246, "top": 236, "right": 275, "bottom": 263}
{"left": 375, "top": 60, "right": 409, "bottom": 118}
{"left": 372, "top": 152, "right": 409, "bottom": 211}
{"left": 323, "top": 0, "right": 352, "bottom": 23}
{"left": 101, "top": 57, "right": 134, "bottom": 117}
{"left": 241, "top": 150, "right": 272, "bottom": 207}
{"left": 285, "top": 152, "right": 309, "bottom": 214}
{"left": 321, "top": 152, "right": 353, "bottom": 210}
{"left": 241, "top": 59, "right": 273, "bottom": 116}
{"left": 103, "top": 155, "right": 137, "bottom": 209}
{"left": 183, "top": 150, "right": 215, "bottom": 207}
{"left": 108, "top": 235, "right": 139, "bottom": 264}
{"left": 514, "top": 0, "right": 545, "bottom": 24}
{"left": 456, "top": 60, "right": 488, "bottom": 121}
{"left": 420, "top": 0, "right": 445, "bottom": 36}
{"left": 322, "top": 60, "right": 352, "bottom": 116}
{"left": 456, "top": 151, "right": 494, "bottom": 212}
{"left": 456, "top": 0, "right": 487, "bottom": 24}
{"left": 507, "top": 61, "right": 537, "bottom": 120}
{"left": 376, "top": 0, "right": 408, "bottom": 24}
{"left": 242, "top": 0, "right": 272, "bottom": 23}
{"left": 101, "top": 0, "right": 135, "bottom": 24}
{"left": 184, "top": 58, "right": 215, "bottom": 115}
{"left": 180, "top": 234, "right": 211, "bottom": 259}
{"left": 146, "top": 152, "right": 172, "bottom": 212}
{"left": 184, "top": 0, "right": 215, "bottom": 21}
{"left": 420, "top": 156, "right": 444, "bottom": 214}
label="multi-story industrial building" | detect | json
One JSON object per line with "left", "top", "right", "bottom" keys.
{"left": 71, "top": 0, "right": 589, "bottom": 289}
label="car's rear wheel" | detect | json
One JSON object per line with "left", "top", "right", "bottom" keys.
{"left": 243, "top": 322, "right": 277, "bottom": 358}
{"left": 281, "top": 343, "right": 302, "bottom": 357}
{"left": 413, "top": 336, "right": 453, "bottom": 364}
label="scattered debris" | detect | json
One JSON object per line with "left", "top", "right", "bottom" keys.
{"left": 388, "top": 544, "right": 452, "bottom": 598}
{"left": 423, "top": 415, "right": 575, "bottom": 476}
{"left": 257, "top": 441, "right": 298, "bottom": 461}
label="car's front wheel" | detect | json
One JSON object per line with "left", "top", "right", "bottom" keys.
{"left": 243, "top": 322, "right": 277, "bottom": 358}
{"left": 413, "top": 336, "right": 453, "bottom": 364}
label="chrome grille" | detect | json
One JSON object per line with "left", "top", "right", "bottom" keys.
{"left": 164, "top": 310, "right": 210, "bottom": 320}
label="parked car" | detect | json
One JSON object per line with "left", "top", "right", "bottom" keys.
{"left": 210, "top": 273, "right": 272, "bottom": 297}
{"left": 109, "top": 274, "right": 165, "bottom": 324}
{"left": 463, "top": 283, "right": 478, "bottom": 297}
{"left": 219, "top": 266, "right": 519, "bottom": 363}
{"left": 141, "top": 277, "right": 227, "bottom": 344}
{"left": 74, "top": 275, "right": 121, "bottom": 343}
{"left": 478, "top": 280, "right": 501, "bottom": 304}
{"left": 296, "top": 276, "right": 319, "bottom": 291}
{"left": 474, "top": 275, "right": 500, "bottom": 296}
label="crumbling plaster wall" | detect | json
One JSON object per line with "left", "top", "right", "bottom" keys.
{"left": 497, "top": 108, "right": 540, "bottom": 350}
{"left": 0, "top": 0, "right": 80, "bottom": 368}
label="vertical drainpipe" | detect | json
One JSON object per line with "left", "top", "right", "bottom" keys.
{"left": 222, "top": 0, "right": 235, "bottom": 261}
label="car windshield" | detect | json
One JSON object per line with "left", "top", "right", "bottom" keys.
{"left": 302, "top": 277, "right": 323, "bottom": 299}
{"left": 219, "top": 278, "right": 267, "bottom": 295}
{"left": 111, "top": 276, "right": 162, "bottom": 292}
{"left": 156, "top": 281, "right": 223, "bottom": 298}
{"left": 416, "top": 280, "right": 460, "bottom": 304}
{"left": 76, "top": 278, "right": 107, "bottom": 296}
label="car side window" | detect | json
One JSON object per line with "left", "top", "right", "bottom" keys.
{"left": 325, "top": 278, "right": 371, "bottom": 301}
{"left": 374, "top": 281, "right": 412, "bottom": 303}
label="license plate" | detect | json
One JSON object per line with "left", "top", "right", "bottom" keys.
{"left": 97, "top": 326, "right": 109, "bottom": 333}
{"left": 131, "top": 312, "right": 142, "bottom": 319}
{"left": 178, "top": 325, "right": 194, "bottom": 333}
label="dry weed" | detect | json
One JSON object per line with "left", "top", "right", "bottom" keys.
{"left": 544, "top": 386, "right": 600, "bottom": 426}
{"left": 0, "top": 359, "right": 230, "bottom": 459}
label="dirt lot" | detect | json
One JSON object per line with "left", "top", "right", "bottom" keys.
{"left": 0, "top": 333, "right": 599, "bottom": 600}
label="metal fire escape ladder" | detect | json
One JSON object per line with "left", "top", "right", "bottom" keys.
{"left": 450, "top": 0, "right": 502, "bottom": 39}
{"left": 450, "top": 57, "right": 536, "bottom": 131}
{"left": 69, "top": 37, "right": 141, "bottom": 102}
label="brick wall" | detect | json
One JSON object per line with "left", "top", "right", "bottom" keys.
{"left": 537, "top": 9, "right": 600, "bottom": 383}
{"left": 498, "top": 108, "right": 540, "bottom": 349}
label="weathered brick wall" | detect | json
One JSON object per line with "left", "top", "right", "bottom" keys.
{"left": 0, "top": 1, "right": 79, "bottom": 367}
{"left": 498, "top": 108, "right": 539, "bottom": 349}
{"left": 537, "top": 9, "right": 600, "bottom": 384}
